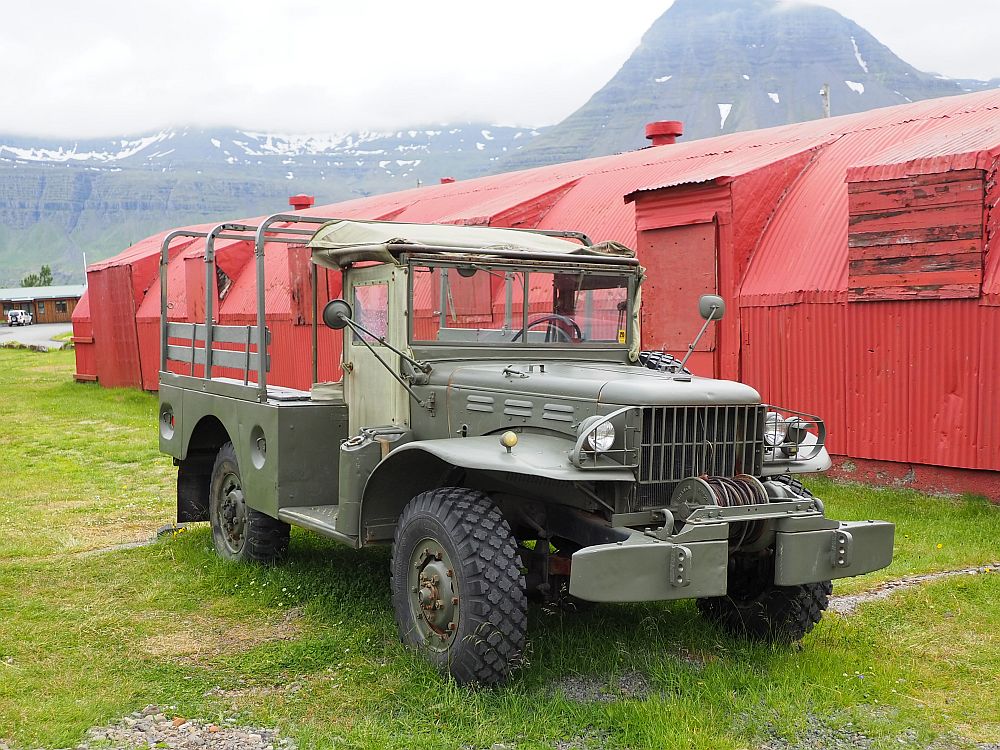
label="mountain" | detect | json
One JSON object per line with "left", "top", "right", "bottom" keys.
{"left": 503, "top": 0, "right": 1000, "bottom": 168}
{"left": 4, "top": 0, "right": 1000, "bottom": 286}
{"left": 0, "top": 124, "right": 544, "bottom": 285}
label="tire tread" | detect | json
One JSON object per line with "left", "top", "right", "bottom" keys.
{"left": 391, "top": 487, "right": 527, "bottom": 686}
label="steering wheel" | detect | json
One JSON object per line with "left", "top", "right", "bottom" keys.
{"left": 511, "top": 314, "right": 583, "bottom": 343}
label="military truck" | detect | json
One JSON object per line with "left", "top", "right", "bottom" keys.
{"left": 158, "top": 215, "right": 894, "bottom": 685}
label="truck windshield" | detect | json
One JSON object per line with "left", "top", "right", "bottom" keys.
{"left": 409, "top": 261, "right": 631, "bottom": 346}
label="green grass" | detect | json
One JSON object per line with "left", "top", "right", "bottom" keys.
{"left": 0, "top": 348, "right": 998, "bottom": 749}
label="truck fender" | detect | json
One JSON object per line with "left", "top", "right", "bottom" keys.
{"left": 358, "top": 433, "right": 634, "bottom": 542}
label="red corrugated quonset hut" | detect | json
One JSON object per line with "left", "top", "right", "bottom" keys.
{"left": 74, "top": 89, "right": 1000, "bottom": 498}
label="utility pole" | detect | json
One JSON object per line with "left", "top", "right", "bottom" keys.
{"left": 820, "top": 83, "right": 831, "bottom": 118}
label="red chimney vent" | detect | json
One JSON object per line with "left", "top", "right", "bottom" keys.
{"left": 289, "top": 194, "right": 315, "bottom": 210}
{"left": 645, "top": 120, "right": 684, "bottom": 146}
{"left": 440, "top": 177, "right": 456, "bottom": 184}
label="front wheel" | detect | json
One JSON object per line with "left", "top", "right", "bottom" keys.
{"left": 390, "top": 487, "right": 527, "bottom": 685}
{"left": 208, "top": 442, "right": 289, "bottom": 563}
{"left": 697, "top": 556, "right": 831, "bottom": 643}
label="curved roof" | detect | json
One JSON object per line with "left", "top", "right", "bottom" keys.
{"left": 88, "top": 88, "right": 1000, "bottom": 311}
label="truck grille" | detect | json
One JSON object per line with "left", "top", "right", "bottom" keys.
{"left": 635, "top": 404, "right": 766, "bottom": 508}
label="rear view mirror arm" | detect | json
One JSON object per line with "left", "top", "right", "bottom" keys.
{"left": 339, "top": 315, "right": 431, "bottom": 375}
{"left": 678, "top": 304, "right": 720, "bottom": 372}
{"left": 342, "top": 317, "right": 432, "bottom": 409}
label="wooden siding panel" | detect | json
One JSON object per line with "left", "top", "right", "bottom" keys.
{"left": 848, "top": 178, "right": 983, "bottom": 213}
{"left": 848, "top": 238, "right": 982, "bottom": 261}
{"left": 848, "top": 201, "right": 982, "bottom": 232}
{"left": 849, "top": 284, "right": 980, "bottom": 301}
{"left": 849, "top": 224, "right": 982, "bottom": 248}
{"left": 846, "top": 169, "right": 984, "bottom": 195}
{"left": 849, "top": 252, "right": 981, "bottom": 276}
{"left": 847, "top": 170, "right": 984, "bottom": 301}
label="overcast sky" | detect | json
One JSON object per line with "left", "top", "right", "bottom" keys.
{"left": 1, "top": 0, "right": 996, "bottom": 139}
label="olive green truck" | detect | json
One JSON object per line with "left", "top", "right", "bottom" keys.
{"left": 158, "top": 216, "right": 894, "bottom": 685}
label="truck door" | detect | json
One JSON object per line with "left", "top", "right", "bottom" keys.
{"left": 343, "top": 264, "right": 410, "bottom": 432}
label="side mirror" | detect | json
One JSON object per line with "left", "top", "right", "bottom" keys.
{"left": 698, "top": 294, "right": 725, "bottom": 321}
{"left": 322, "top": 299, "right": 353, "bottom": 330}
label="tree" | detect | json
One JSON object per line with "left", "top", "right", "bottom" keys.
{"left": 21, "top": 265, "right": 53, "bottom": 288}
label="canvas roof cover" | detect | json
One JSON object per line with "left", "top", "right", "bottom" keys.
{"left": 308, "top": 219, "right": 634, "bottom": 269}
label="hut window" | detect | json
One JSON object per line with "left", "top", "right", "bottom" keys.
{"left": 56, "top": 300, "right": 68, "bottom": 313}
{"left": 847, "top": 169, "right": 984, "bottom": 301}
{"left": 37, "top": 301, "right": 45, "bottom": 314}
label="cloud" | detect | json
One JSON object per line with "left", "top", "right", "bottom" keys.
{"left": 1, "top": 0, "right": 996, "bottom": 138}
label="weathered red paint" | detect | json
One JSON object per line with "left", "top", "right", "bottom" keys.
{"left": 74, "top": 89, "right": 1000, "bottom": 499}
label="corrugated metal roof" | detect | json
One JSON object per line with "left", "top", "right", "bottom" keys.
{"left": 0, "top": 284, "right": 86, "bottom": 301}
{"left": 88, "top": 90, "right": 1000, "bottom": 305}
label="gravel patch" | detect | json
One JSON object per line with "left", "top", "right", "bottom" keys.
{"left": 0, "top": 705, "right": 296, "bottom": 750}
{"left": 553, "top": 730, "right": 611, "bottom": 750}
{"left": 762, "top": 715, "right": 875, "bottom": 750}
{"left": 828, "top": 564, "right": 998, "bottom": 616}
{"left": 550, "top": 670, "right": 650, "bottom": 703}
{"left": 761, "top": 715, "right": 995, "bottom": 750}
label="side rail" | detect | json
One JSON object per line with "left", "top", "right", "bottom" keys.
{"left": 158, "top": 215, "right": 332, "bottom": 402}
{"left": 164, "top": 322, "right": 271, "bottom": 385}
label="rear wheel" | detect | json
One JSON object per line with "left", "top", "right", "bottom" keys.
{"left": 390, "top": 487, "right": 527, "bottom": 685}
{"left": 208, "top": 442, "right": 289, "bottom": 563}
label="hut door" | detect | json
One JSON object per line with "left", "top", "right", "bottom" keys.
{"left": 638, "top": 221, "right": 719, "bottom": 361}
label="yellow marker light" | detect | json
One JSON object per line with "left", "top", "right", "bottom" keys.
{"left": 500, "top": 431, "right": 518, "bottom": 452}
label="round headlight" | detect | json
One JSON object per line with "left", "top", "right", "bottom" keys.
{"left": 581, "top": 418, "right": 615, "bottom": 452}
{"left": 784, "top": 417, "right": 809, "bottom": 445}
{"left": 763, "top": 411, "right": 786, "bottom": 447}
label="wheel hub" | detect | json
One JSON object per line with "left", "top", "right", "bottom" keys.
{"left": 219, "top": 473, "right": 247, "bottom": 554}
{"left": 408, "top": 541, "right": 459, "bottom": 651}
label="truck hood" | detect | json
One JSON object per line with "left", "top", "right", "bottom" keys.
{"left": 440, "top": 361, "right": 760, "bottom": 406}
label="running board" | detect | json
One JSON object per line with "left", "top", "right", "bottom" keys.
{"left": 278, "top": 505, "right": 358, "bottom": 547}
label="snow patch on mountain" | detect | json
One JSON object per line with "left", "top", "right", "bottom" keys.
{"left": 850, "top": 37, "right": 868, "bottom": 73}
{"left": 0, "top": 130, "right": 171, "bottom": 163}
{"left": 718, "top": 103, "right": 733, "bottom": 129}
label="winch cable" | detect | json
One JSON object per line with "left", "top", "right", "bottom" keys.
{"left": 704, "top": 475, "right": 768, "bottom": 548}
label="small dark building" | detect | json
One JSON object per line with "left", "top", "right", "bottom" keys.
{"left": 0, "top": 285, "right": 85, "bottom": 324}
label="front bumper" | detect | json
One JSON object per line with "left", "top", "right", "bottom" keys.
{"left": 569, "top": 515, "right": 895, "bottom": 603}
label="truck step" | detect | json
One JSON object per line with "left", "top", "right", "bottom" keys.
{"left": 277, "top": 505, "right": 357, "bottom": 547}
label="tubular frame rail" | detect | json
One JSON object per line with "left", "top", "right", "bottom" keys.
{"left": 158, "top": 214, "right": 612, "bottom": 403}
{"left": 158, "top": 214, "right": 332, "bottom": 403}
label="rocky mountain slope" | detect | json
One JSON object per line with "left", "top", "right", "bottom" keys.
{"left": 0, "top": 125, "right": 542, "bottom": 285}
{"left": 503, "top": 0, "right": 998, "bottom": 168}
